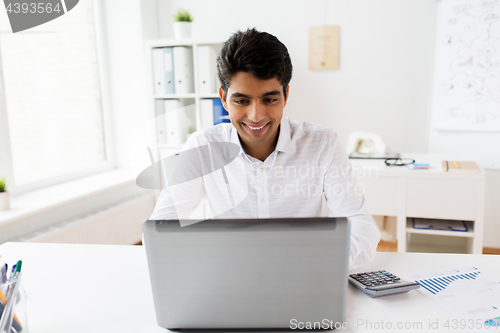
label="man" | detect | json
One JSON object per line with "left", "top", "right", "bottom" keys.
{"left": 150, "top": 28, "right": 380, "bottom": 270}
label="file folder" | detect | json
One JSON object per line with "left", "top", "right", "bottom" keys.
{"left": 165, "top": 100, "right": 182, "bottom": 145}
{"left": 213, "top": 99, "right": 230, "bottom": 125}
{"left": 155, "top": 100, "right": 167, "bottom": 143}
{"left": 412, "top": 218, "right": 467, "bottom": 232}
{"left": 197, "top": 46, "right": 217, "bottom": 94}
{"left": 200, "top": 99, "right": 214, "bottom": 129}
{"left": 164, "top": 100, "right": 194, "bottom": 145}
{"left": 173, "top": 46, "right": 194, "bottom": 94}
{"left": 152, "top": 48, "right": 166, "bottom": 95}
{"left": 163, "top": 47, "right": 175, "bottom": 94}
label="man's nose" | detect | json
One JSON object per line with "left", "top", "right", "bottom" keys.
{"left": 246, "top": 101, "right": 266, "bottom": 123}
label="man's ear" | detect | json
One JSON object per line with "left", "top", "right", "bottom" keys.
{"left": 219, "top": 87, "right": 228, "bottom": 111}
{"left": 284, "top": 85, "right": 290, "bottom": 107}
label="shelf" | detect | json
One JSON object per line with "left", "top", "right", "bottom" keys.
{"left": 406, "top": 242, "right": 470, "bottom": 254}
{"left": 154, "top": 93, "right": 220, "bottom": 99}
{"left": 406, "top": 233, "right": 473, "bottom": 254}
{"left": 146, "top": 39, "right": 224, "bottom": 48}
{"left": 406, "top": 218, "right": 474, "bottom": 238}
{"left": 154, "top": 94, "right": 195, "bottom": 99}
{"left": 199, "top": 93, "right": 220, "bottom": 99}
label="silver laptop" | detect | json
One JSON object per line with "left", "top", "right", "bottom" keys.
{"left": 142, "top": 217, "right": 350, "bottom": 330}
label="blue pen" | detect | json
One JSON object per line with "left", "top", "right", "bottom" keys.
{"left": 5, "top": 265, "right": 16, "bottom": 295}
{"left": 9, "top": 265, "right": 15, "bottom": 281}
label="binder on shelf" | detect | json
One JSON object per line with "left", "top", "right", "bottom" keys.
{"left": 213, "top": 99, "right": 230, "bottom": 125}
{"left": 200, "top": 99, "right": 214, "bottom": 129}
{"left": 197, "top": 46, "right": 217, "bottom": 94}
{"left": 412, "top": 218, "right": 468, "bottom": 232}
{"left": 164, "top": 100, "right": 193, "bottom": 145}
{"left": 163, "top": 47, "right": 175, "bottom": 94}
{"left": 152, "top": 48, "right": 166, "bottom": 95}
{"left": 155, "top": 100, "right": 167, "bottom": 143}
{"left": 173, "top": 46, "right": 194, "bottom": 94}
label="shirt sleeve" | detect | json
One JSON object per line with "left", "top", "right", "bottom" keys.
{"left": 322, "top": 131, "right": 381, "bottom": 271}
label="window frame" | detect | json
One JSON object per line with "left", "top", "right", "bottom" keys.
{"left": 0, "top": 0, "right": 115, "bottom": 195}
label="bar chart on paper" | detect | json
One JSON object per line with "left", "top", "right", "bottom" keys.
{"left": 401, "top": 266, "right": 500, "bottom": 332}
{"left": 417, "top": 269, "right": 481, "bottom": 295}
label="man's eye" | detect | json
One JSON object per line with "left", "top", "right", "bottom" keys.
{"left": 234, "top": 99, "right": 248, "bottom": 105}
{"left": 265, "top": 98, "right": 277, "bottom": 103}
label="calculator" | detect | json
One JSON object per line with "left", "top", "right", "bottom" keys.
{"left": 348, "top": 270, "right": 420, "bottom": 297}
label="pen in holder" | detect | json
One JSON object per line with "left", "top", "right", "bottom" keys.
{"left": 0, "top": 272, "right": 28, "bottom": 333}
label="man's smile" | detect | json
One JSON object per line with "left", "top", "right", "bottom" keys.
{"left": 243, "top": 122, "right": 270, "bottom": 133}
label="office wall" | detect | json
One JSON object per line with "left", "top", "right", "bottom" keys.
{"left": 158, "top": 0, "right": 436, "bottom": 153}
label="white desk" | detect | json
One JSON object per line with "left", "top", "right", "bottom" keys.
{"left": 350, "top": 153, "right": 486, "bottom": 254}
{"left": 1, "top": 242, "right": 499, "bottom": 332}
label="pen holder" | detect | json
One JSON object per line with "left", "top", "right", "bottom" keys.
{"left": 0, "top": 273, "right": 28, "bottom": 333}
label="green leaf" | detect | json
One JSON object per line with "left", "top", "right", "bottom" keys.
{"left": 173, "top": 8, "right": 193, "bottom": 22}
{"left": 0, "top": 177, "right": 5, "bottom": 193}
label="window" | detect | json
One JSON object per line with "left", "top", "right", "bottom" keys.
{"left": 0, "top": 0, "right": 111, "bottom": 193}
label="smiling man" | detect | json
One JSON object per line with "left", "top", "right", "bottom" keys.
{"left": 150, "top": 28, "right": 380, "bottom": 270}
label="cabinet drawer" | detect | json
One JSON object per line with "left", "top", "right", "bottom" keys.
{"left": 356, "top": 177, "right": 399, "bottom": 216}
{"left": 406, "top": 178, "right": 478, "bottom": 220}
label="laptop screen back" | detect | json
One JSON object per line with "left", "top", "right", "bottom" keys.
{"left": 143, "top": 217, "right": 350, "bottom": 330}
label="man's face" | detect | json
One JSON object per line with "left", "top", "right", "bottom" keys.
{"left": 219, "top": 72, "right": 288, "bottom": 153}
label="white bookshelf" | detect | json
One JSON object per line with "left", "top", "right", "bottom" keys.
{"left": 351, "top": 153, "right": 486, "bottom": 254}
{"left": 144, "top": 38, "right": 224, "bottom": 159}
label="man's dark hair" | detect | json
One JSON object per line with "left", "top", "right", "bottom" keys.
{"left": 217, "top": 28, "right": 293, "bottom": 101}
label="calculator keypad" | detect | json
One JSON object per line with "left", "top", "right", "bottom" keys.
{"left": 349, "top": 270, "right": 401, "bottom": 287}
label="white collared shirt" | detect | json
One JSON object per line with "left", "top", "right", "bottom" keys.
{"left": 150, "top": 117, "right": 380, "bottom": 270}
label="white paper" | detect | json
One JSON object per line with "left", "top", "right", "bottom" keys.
{"left": 400, "top": 265, "right": 500, "bottom": 332}
{"left": 431, "top": 0, "right": 500, "bottom": 132}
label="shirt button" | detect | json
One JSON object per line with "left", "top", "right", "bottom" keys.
{"left": 261, "top": 197, "right": 266, "bottom": 202}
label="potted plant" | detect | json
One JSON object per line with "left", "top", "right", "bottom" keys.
{"left": 173, "top": 8, "right": 193, "bottom": 39}
{"left": 0, "top": 177, "right": 9, "bottom": 211}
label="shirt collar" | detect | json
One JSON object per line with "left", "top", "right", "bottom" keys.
{"left": 275, "top": 117, "right": 292, "bottom": 153}
{"left": 229, "top": 116, "right": 293, "bottom": 158}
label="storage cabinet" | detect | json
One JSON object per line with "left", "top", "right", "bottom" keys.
{"left": 352, "top": 154, "right": 485, "bottom": 254}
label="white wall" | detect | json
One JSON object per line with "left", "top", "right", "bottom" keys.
{"left": 158, "top": 0, "right": 436, "bottom": 153}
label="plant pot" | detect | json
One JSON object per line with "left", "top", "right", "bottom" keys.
{"left": 0, "top": 191, "right": 10, "bottom": 211}
{"left": 173, "top": 22, "right": 192, "bottom": 39}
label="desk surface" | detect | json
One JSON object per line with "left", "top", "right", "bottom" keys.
{"left": 350, "top": 153, "right": 485, "bottom": 179}
{"left": 1, "top": 242, "right": 498, "bottom": 333}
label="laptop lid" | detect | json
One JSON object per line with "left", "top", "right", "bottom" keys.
{"left": 142, "top": 217, "right": 350, "bottom": 330}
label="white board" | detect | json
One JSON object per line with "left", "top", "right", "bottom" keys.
{"left": 429, "top": 0, "right": 500, "bottom": 169}
{"left": 431, "top": 0, "right": 500, "bottom": 132}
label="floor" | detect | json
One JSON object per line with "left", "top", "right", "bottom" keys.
{"left": 377, "top": 240, "right": 500, "bottom": 255}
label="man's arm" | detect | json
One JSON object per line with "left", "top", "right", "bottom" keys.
{"left": 322, "top": 132, "right": 381, "bottom": 271}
